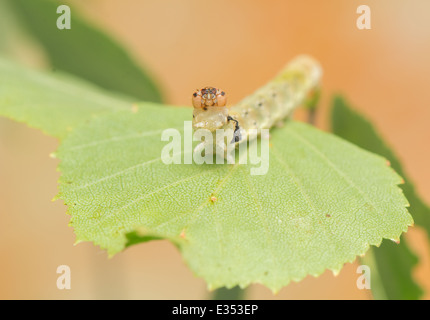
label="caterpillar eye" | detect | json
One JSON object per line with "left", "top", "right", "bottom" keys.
{"left": 216, "top": 89, "right": 227, "bottom": 107}
{"left": 192, "top": 91, "right": 202, "bottom": 108}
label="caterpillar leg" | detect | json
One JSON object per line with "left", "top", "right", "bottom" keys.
{"left": 214, "top": 138, "right": 236, "bottom": 164}
{"left": 193, "top": 140, "right": 235, "bottom": 164}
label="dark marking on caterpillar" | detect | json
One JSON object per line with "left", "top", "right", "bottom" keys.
{"left": 227, "top": 115, "right": 242, "bottom": 143}
{"left": 228, "top": 55, "right": 322, "bottom": 135}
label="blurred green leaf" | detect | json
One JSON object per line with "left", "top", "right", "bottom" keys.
{"left": 331, "top": 96, "right": 425, "bottom": 300}
{"left": 8, "top": 0, "right": 163, "bottom": 103}
{"left": 0, "top": 57, "right": 131, "bottom": 138}
{"left": 0, "top": 0, "right": 24, "bottom": 56}
{"left": 360, "top": 237, "right": 423, "bottom": 300}
{"left": 212, "top": 286, "right": 245, "bottom": 300}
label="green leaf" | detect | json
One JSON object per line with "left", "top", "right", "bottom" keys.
{"left": 331, "top": 96, "right": 430, "bottom": 235}
{"left": 0, "top": 58, "right": 413, "bottom": 292}
{"left": 331, "top": 96, "right": 424, "bottom": 300}
{"left": 360, "top": 237, "right": 423, "bottom": 300}
{"left": 56, "top": 104, "right": 412, "bottom": 292}
{"left": 0, "top": 57, "right": 131, "bottom": 138}
{"left": 7, "top": 0, "right": 163, "bottom": 103}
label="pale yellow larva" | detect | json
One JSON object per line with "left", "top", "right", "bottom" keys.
{"left": 228, "top": 55, "right": 322, "bottom": 136}
{"left": 191, "top": 55, "right": 322, "bottom": 158}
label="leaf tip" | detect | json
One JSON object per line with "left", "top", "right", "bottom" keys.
{"left": 73, "top": 239, "right": 84, "bottom": 246}
{"left": 331, "top": 268, "right": 341, "bottom": 277}
{"left": 207, "top": 283, "right": 216, "bottom": 292}
{"left": 51, "top": 193, "right": 62, "bottom": 201}
{"left": 270, "top": 287, "right": 281, "bottom": 295}
{"left": 390, "top": 238, "right": 401, "bottom": 244}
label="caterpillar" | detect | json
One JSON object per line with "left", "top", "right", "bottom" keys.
{"left": 191, "top": 55, "right": 322, "bottom": 161}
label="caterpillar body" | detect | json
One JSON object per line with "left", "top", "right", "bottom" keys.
{"left": 191, "top": 55, "right": 322, "bottom": 161}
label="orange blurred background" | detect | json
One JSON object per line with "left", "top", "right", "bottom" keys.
{"left": 0, "top": 0, "right": 429, "bottom": 299}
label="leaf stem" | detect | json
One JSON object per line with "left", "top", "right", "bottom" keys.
{"left": 211, "top": 286, "right": 246, "bottom": 300}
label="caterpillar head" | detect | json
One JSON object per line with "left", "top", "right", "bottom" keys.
{"left": 192, "top": 87, "right": 226, "bottom": 110}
